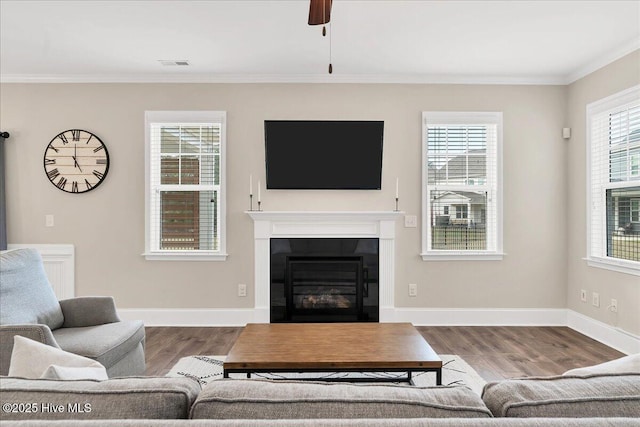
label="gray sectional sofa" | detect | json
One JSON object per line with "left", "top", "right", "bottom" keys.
{"left": 1, "top": 372, "right": 639, "bottom": 426}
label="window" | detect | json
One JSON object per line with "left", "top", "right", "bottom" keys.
{"left": 454, "top": 204, "right": 468, "bottom": 219}
{"left": 632, "top": 152, "right": 639, "bottom": 177}
{"left": 144, "top": 111, "right": 227, "bottom": 260}
{"left": 587, "top": 85, "right": 640, "bottom": 274}
{"left": 421, "top": 112, "right": 503, "bottom": 260}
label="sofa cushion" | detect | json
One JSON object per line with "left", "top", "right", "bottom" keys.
{"left": 0, "top": 376, "right": 201, "bottom": 420}
{"left": 4, "top": 419, "right": 640, "bottom": 427}
{"left": 563, "top": 353, "right": 640, "bottom": 376}
{"left": 0, "top": 248, "right": 64, "bottom": 330}
{"left": 482, "top": 373, "right": 640, "bottom": 418}
{"left": 190, "top": 379, "right": 492, "bottom": 419}
{"left": 8, "top": 335, "right": 107, "bottom": 380}
{"left": 52, "top": 320, "right": 145, "bottom": 369}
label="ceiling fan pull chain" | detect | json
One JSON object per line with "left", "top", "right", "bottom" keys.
{"left": 328, "top": 21, "right": 333, "bottom": 74}
{"left": 322, "top": 0, "right": 326, "bottom": 36}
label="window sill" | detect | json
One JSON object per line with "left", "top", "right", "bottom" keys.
{"left": 584, "top": 256, "right": 640, "bottom": 277}
{"left": 421, "top": 252, "right": 505, "bottom": 261}
{"left": 143, "top": 252, "right": 228, "bottom": 261}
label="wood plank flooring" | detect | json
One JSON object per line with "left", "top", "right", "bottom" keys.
{"left": 145, "top": 327, "right": 242, "bottom": 377}
{"left": 144, "top": 326, "right": 625, "bottom": 380}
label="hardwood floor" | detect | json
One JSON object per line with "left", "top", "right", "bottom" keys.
{"left": 415, "top": 326, "right": 624, "bottom": 381}
{"left": 145, "top": 327, "right": 242, "bottom": 376}
{"left": 144, "top": 326, "right": 625, "bottom": 380}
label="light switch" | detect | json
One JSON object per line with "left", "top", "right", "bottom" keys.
{"left": 404, "top": 215, "right": 417, "bottom": 228}
{"left": 45, "top": 214, "right": 54, "bottom": 227}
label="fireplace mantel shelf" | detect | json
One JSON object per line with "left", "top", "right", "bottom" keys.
{"left": 246, "top": 211, "right": 405, "bottom": 221}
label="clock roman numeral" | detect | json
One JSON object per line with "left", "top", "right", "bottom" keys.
{"left": 44, "top": 158, "right": 56, "bottom": 165}
{"left": 58, "top": 134, "right": 69, "bottom": 145}
{"left": 93, "top": 145, "right": 104, "bottom": 153}
{"left": 71, "top": 130, "right": 81, "bottom": 141}
{"left": 85, "top": 179, "right": 93, "bottom": 190}
{"left": 93, "top": 170, "right": 104, "bottom": 180}
{"left": 56, "top": 176, "right": 67, "bottom": 190}
{"left": 47, "top": 168, "right": 60, "bottom": 180}
{"left": 85, "top": 134, "right": 93, "bottom": 144}
{"left": 48, "top": 145, "right": 59, "bottom": 153}
{"left": 71, "top": 181, "right": 79, "bottom": 193}
{"left": 96, "top": 158, "right": 107, "bottom": 165}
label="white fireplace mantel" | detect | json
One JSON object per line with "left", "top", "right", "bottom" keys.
{"left": 246, "top": 211, "right": 403, "bottom": 322}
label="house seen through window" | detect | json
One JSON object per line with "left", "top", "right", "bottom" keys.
{"left": 587, "top": 86, "right": 639, "bottom": 273}
{"left": 144, "top": 111, "right": 227, "bottom": 260}
{"left": 422, "top": 112, "right": 503, "bottom": 260}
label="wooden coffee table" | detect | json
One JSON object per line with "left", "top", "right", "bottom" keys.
{"left": 223, "top": 322, "right": 442, "bottom": 385}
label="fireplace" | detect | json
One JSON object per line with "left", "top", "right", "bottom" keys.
{"left": 247, "top": 211, "right": 401, "bottom": 323}
{"left": 270, "top": 238, "right": 379, "bottom": 323}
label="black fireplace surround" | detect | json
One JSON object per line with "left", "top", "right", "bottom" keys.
{"left": 270, "top": 238, "right": 379, "bottom": 323}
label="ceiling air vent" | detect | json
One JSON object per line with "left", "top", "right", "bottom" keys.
{"left": 158, "top": 60, "right": 190, "bottom": 66}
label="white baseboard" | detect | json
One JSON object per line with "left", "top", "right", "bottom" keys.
{"left": 118, "top": 308, "right": 255, "bottom": 326}
{"left": 118, "top": 307, "right": 639, "bottom": 354}
{"left": 566, "top": 310, "right": 640, "bottom": 355}
{"left": 393, "top": 308, "right": 567, "bottom": 326}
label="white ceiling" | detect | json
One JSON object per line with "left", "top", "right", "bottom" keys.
{"left": 1, "top": 0, "right": 639, "bottom": 84}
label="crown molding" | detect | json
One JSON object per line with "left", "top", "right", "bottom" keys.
{"left": 3, "top": 41, "right": 638, "bottom": 85}
{"left": 0, "top": 72, "right": 567, "bottom": 85}
{"left": 564, "top": 37, "right": 640, "bottom": 85}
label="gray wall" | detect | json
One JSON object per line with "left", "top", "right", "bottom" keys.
{"left": 566, "top": 50, "right": 640, "bottom": 336}
{"left": 0, "top": 52, "right": 636, "bottom": 335}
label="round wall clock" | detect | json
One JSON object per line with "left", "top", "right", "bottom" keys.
{"left": 43, "top": 129, "right": 110, "bottom": 193}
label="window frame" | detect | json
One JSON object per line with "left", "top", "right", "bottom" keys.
{"left": 455, "top": 204, "right": 469, "bottom": 219}
{"left": 421, "top": 111, "right": 504, "bottom": 261}
{"left": 144, "top": 111, "right": 227, "bottom": 261}
{"left": 586, "top": 85, "right": 640, "bottom": 276}
{"left": 632, "top": 199, "right": 639, "bottom": 223}
{"left": 632, "top": 152, "right": 639, "bottom": 177}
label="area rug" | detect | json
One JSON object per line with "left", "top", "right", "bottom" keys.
{"left": 166, "top": 354, "right": 487, "bottom": 395}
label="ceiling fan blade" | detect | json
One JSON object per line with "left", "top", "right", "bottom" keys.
{"left": 308, "top": 0, "right": 332, "bottom": 26}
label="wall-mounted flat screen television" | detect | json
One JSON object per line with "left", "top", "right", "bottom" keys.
{"left": 264, "top": 120, "right": 384, "bottom": 190}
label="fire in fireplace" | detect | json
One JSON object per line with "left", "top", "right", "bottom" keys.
{"left": 270, "top": 238, "right": 379, "bottom": 323}
{"left": 300, "top": 290, "right": 351, "bottom": 309}
{"left": 287, "top": 256, "right": 363, "bottom": 320}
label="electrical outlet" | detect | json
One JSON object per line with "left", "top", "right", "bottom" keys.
{"left": 580, "top": 289, "right": 587, "bottom": 302}
{"left": 45, "top": 214, "right": 54, "bottom": 227}
{"left": 592, "top": 292, "right": 600, "bottom": 308}
{"left": 408, "top": 283, "right": 417, "bottom": 297}
{"left": 238, "top": 284, "right": 247, "bottom": 297}
{"left": 610, "top": 299, "right": 618, "bottom": 313}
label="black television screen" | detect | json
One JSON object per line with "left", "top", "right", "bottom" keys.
{"left": 264, "top": 120, "right": 384, "bottom": 190}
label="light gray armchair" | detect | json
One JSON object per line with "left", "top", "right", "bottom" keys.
{"left": 0, "top": 248, "right": 145, "bottom": 377}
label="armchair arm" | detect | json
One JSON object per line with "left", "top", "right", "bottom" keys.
{"left": 0, "top": 324, "right": 59, "bottom": 376}
{"left": 59, "top": 296, "right": 121, "bottom": 328}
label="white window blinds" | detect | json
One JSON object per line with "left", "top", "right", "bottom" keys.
{"left": 422, "top": 112, "right": 503, "bottom": 260}
{"left": 588, "top": 86, "right": 640, "bottom": 272}
{"left": 145, "top": 111, "right": 227, "bottom": 260}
